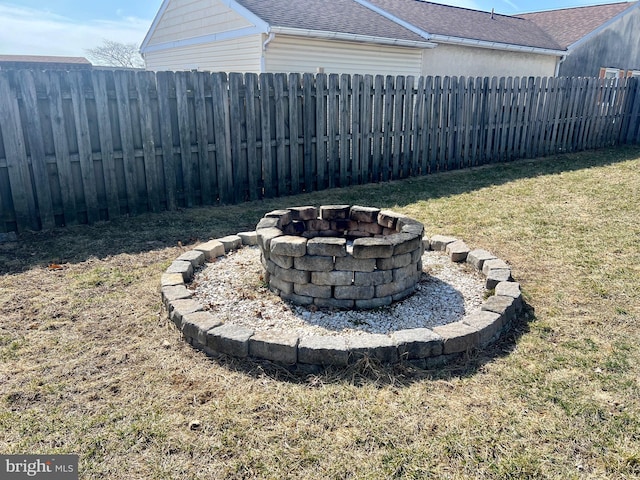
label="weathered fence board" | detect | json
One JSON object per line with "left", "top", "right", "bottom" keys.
{"left": 0, "top": 70, "right": 638, "bottom": 233}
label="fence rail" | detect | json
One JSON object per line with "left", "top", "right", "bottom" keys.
{"left": 1, "top": 70, "right": 639, "bottom": 233}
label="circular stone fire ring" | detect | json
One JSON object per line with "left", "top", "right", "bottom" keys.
{"left": 256, "top": 205, "right": 425, "bottom": 310}
{"left": 160, "top": 208, "right": 525, "bottom": 369}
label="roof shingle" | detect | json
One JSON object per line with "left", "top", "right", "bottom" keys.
{"left": 368, "top": 0, "right": 563, "bottom": 50}
{"left": 519, "top": 2, "right": 638, "bottom": 49}
{"left": 235, "top": 0, "right": 427, "bottom": 43}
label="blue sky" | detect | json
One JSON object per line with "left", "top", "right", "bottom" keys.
{"left": 0, "top": 0, "right": 631, "bottom": 58}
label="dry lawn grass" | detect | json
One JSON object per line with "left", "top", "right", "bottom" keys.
{"left": 1, "top": 146, "right": 639, "bottom": 479}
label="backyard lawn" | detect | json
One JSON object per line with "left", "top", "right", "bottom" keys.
{"left": 1, "top": 146, "right": 639, "bottom": 479}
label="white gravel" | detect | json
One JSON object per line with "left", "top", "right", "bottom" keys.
{"left": 190, "top": 246, "right": 486, "bottom": 338}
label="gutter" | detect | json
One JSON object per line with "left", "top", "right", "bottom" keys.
{"left": 269, "top": 26, "right": 437, "bottom": 49}
{"left": 555, "top": 54, "right": 567, "bottom": 77}
{"left": 428, "top": 34, "right": 567, "bottom": 57}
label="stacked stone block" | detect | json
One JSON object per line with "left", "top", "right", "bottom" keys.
{"left": 256, "top": 205, "right": 425, "bottom": 309}
{"left": 160, "top": 208, "right": 525, "bottom": 368}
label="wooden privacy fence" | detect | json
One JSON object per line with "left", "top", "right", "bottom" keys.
{"left": 1, "top": 70, "right": 639, "bottom": 233}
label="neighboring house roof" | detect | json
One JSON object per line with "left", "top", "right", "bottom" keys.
{"left": 367, "top": 0, "right": 563, "bottom": 51}
{"left": 520, "top": 1, "right": 639, "bottom": 49}
{"left": 141, "top": 0, "right": 567, "bottom": 55}
{"left": 234, "top": 0, "right": 429, "bottom": 44}
{"left": 0, "top": 55, "right": 91, "bottom": 65}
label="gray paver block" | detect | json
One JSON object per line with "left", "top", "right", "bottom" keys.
{"left": 294, "top": 283, "right": 332, "bottom": 298}
{"left": 194, "top": 240, "right": 225, "bottom": 261}
{"left": 182, "top": 311, "right": 223, "bottom": 345}
{"left": 334, "top": 285, "right": 375, "bottom": 300}
{"left": 206, "top": 323, "right": 254, "bottom": 358}
{"left": 349, "top": 205, "right": 381, "bottom": 223}
{"left": 397, "top": 217, "right": 425, "bottom": 236}
{"left": 294, "top": 255, "right": 334, "bottom": 272}
{"left": 466, "top": 249, "right": 496, "bottom": 271}
{"left": 270, "top": 235, "right": 307, "bottom": 257}
{"left": 161, "top": 273, "right": 184, "bottom": 287}
{"left": 387, "top": 232, "right": 422, "bottom": 255}
{"left": 346, "top": 334, "right": 398, "bottom": 363}
{"left": 238, "top": 231, "right": 258, "bottom": 246}
{"left": 392, "top": 285, "right": 416, "bottom": 302}
{"left": 265, "top": 209, "right": 292, "bottom": 227}
{"left": 482, "top": 258, "right": 510, "bottom": 275}
{"left": 269, "top": 276, "right": 294, "bottom": 295}
{"left": 355, "top": 296, "right": 392, "bottom": 309}
{"left": 354, "top": 270, "right": 392, "bottom": 286}
{"left": 462, "top": 310, "right": 502, "bottom": 346}
{"left": 162, "top": 285, "right": 192, "bottom": 305}
{"left": 249, "top": 331, "right": 299, "bottom": 364}
{"left": 320, "top": 205, "right": 350, "bottom": 220}
{"left": 311, "top": 270, "right": 354, "bottom": 286}
{"left": 281, "top": 292, "right": 314, "bottom": 305}
{"left": 485, "top": 268, "right": 512, "bottom": 289}
{"left": 377, "top": 252, "right": 412, "bottom": 270}
{"left": 482, "top": 295, "right": 517, "bottom": 323}
{"left": 270, "top": 253, "right": 294, "bottom": 269}
{"left": 284, "top": 221, "right": 306, "bottom": 235}
{"left": 495, "top": 281, "right": 523, "bottom": 311}
{"left": 218, "top": 235, "right": 242, "bottom": 252}
{"left": 393, "top": 263, "right": 419, "bottom": 282}
{"left": 446, "top": 240, "right": 470, "bottom": 262}
{"left": 334, "top": 256, "right": 376, "bottom": 272}
{"left": 256, "top": 217, "right": 280, "bottom": 229}
{"left": 256, "top": 227, "right": 283, "bottom": 252}
{"left": 307, "top": 237, "right": 347, "bottom": 257}
{"left": 357, "top": 221, "right": 383, "bottom": 235}
{"left": 166, "top": 260, "right": 194, "bottom": 281}
{"left": 432, "top": 321, "right": 480, "bottom": 354}
{"left": 169, "top": 299, "right": 204, "bottom": 327}
{"left": 177, "top": 250, "right": 206, "bottom": 268}
{"left": 377, "top": 210, "right": 404, "bottom": 229}
{"left": 393, "top": 328, "right": 443, "bottom": 359}
{"left": 288, "top": 206, "right": 318, "bottom": 221}
{"left": 298, "top": 335, "right": 349, "bottom": 366}
{"left": 352, "top": 237, "right": 394, "bottom": 259}
{"left": 305, "top": 219, "right": 330, "bottom": 231}
{"left": 430, "top": 235, "right": 458, "bottom": 252}
{"left": 274, "top": 265, "right": 309, "bottom": 284}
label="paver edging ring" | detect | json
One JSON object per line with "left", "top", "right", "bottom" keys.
{"left": 161, "top": 209, "right": 524, "bottom": 368}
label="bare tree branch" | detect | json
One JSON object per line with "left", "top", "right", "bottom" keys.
{"left": 86, "top": 39, "right": 144, "bottom": 69}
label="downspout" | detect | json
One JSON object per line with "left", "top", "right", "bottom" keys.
{"left": 555, "top": 54, "right": 567, "bottom": 77}
{"left": 261, "top": 32, "right": 275, "bottom": 73}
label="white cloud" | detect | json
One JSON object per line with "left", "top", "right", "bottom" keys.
{"left": 0, "top": 4, "right": 151, "bottom": 57}
{"left": 430, "top": 0, "right": 483, "bottom": 11}
{"left": 501, "top": 0, "right": 519, "bottom": 10}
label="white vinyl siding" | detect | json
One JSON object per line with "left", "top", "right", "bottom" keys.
{"left": 264, "top": 35, "right": 423, "bottom": 76}
{"left": 144, "top": 35, "right": 263, "bottom": 72}
{"left": 422, "top": 43, "right": 558, "bottom": 78}
{"left": 147, "top": 0, "right": 253, "bottom": 47}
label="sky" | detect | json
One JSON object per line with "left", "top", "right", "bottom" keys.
{"left": 0, "top": 0, "right": 632, "bottom": 60}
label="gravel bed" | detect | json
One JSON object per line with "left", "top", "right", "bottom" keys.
{"left": 190, "top": 246, "right": 486, "bottom": 337}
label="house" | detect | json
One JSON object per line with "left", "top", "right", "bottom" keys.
{"left": 520, "top": 2, "right": 640, "bottom": 78}
{"left": 140, "top": 0, "right": 565, "bottom": 78}
{"left": 0, "top": 55, "right": 92, "bottom": 71}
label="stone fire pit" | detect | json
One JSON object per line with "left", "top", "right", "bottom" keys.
{"left": 160, "top": 205, "right": 524, "bottom": 368}
{"left": 256, "top": 205, "right": 424, "bottom": 309}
